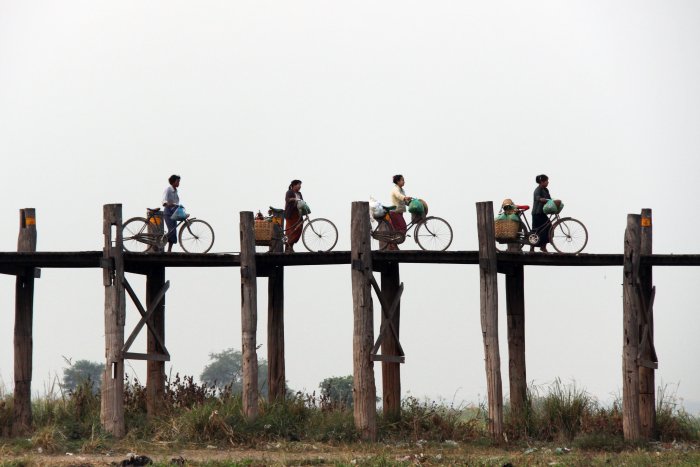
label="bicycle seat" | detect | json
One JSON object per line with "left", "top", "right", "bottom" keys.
{"left": 517, "top": 205, "right": 530, "bottom": 211}
{"left": 147, "top": 207, "right": 162, "bottom": 212}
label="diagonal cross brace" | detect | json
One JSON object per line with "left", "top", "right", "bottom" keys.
{"left": 122, "top": 278, "right": 170, "bottom": 358}
{"left": 366, "top": 272, "right": 405, "bottom": 360}
{"left": 637, "top": 284, "right": 658, "bottom": 367}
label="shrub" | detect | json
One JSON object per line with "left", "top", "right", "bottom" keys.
{"left": 380, "top": 396, "right": 486, "bottom": 442}
{"left": 0, "top": 395, "right": 13, "bottom": 438}
{"left": 656, "top": 383, "right": 700, "bottom": 442}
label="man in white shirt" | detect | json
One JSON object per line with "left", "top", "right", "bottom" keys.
{"left": 162, "top": 174, "right": 181, "bottom": 252}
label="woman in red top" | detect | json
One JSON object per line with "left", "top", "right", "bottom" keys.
{"left": 284, "top": 179, "right": 303, "bottom": 253}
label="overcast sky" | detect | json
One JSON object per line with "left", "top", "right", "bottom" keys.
{"left": 1, "top": 1, "right": 699, "bottom": 413}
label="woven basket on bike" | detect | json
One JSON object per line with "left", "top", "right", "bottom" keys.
{"left": 494, "top": 200, "right": 520, "bottom": 240}
{"left": 254, "top": 220, "right": 273, "bottom": 246}
{"left": 494, "top": 219, "right": 520, "bottom": 240}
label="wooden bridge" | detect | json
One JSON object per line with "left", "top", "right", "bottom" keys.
{"left": 3, "top": 202, "right": 699, "bottom": 441}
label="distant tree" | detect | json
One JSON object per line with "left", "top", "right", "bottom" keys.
{"left": 61, "top": 359, "right": 103, "bottom": 393}
{"left": 319, "top": 375, "right": 354, "bottom": 408}
{"left": 200, "top": 348, "right": 269, "bottom": 397}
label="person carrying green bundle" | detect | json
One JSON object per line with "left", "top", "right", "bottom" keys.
{"left": 532, "top": 174, "right": 553, "bottom": 252}
{"left": 388, "top": 174, "right": 412, "bottom": 250}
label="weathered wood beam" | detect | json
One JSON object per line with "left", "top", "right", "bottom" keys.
{"left": 380, "top": 261, "right": 402, "bottom": 421}
{"left": 505, "top": 243, "right": 526, "bottom": 433}
{"left": 240, "top": 212, "right": 259, "bottom": 420}
{"left": 147, "top": 266, "right": 167, "bottom": 417}
{"left": 145, "top": 211, "right": 167, "bottom": 416}
{"left": 622, "top": 214, "right": 642, "bottom": 441}
{"left": 0, "top": 266, "right": 41, "bottom": 277}
{"left": 350, "top": 201, "right": 377, "bottom": 441}
{"left": 476, "top": 201, "right": 504, "bottom": 440}
{"left": 124, "top": 352, "right": 169, "bottom": 361}
{"left": 638, "top": 208, "right": 656, "bottom": 439}
{"left": 2, "top": 249, "right": 700, "bottom": 270}
{"left": 122, "top": 279, "right": 169, "bottom": 354}
{"left": 268, "top": 222, "right": 285, "bottom": 402}
{"left": 12, "top": 208, "right": 37, "bottom": 436}
{"left": 101, "top": 204, "right": 126, "bottom": 437}
{"left": 0, "top": 251, "right": 102, "bottom": 268}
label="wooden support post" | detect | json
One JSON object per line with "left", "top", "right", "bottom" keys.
{"left": 146, "top": 266, "right": 166, "bottom": 417}
{"left": 505, "top": 243, "right": 526, "bottom": 432}
{"left": 622, "top": 214, "right": 642, "bottom": 441}
{"left": 639, "top": 208, "right": 655, "bottom": 438}
{"left": 380, "top": 261, "right": 401, "bottom": 421}
{"left": 146, "top": 209, "right": 165, "bottom": 416}
{"left": 350, "top": 201, "right": 377, "bottom": 441}
{"left": 101, "top": 204, "right": 126, "bottom": 437}
{"left": 240, "top": 211, "right": 259, "bottom": 419}
{"left": 475, "top": 201, "right": 503, "bottom": 440}
{"left": 268, "top": 222, "right": 285, "bottom": 402}
{"left": 12, "top": 208, "right": 37, "bottom": 436}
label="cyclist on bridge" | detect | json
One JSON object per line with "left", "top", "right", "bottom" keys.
{"left": 162, "top": 174, "right": 181, "bottom": 252}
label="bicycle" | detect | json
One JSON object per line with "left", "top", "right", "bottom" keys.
{"left": 267, "top": 207, "right": 338, "bottom": 252}
{"left": 496, "top": 204, "right": 588, "bottom": 254}
{"left": 370, "top": 206, "right": 453, "bottom": 251}
{"left": 122, "top": 208, "right": 215, "bottom": 253}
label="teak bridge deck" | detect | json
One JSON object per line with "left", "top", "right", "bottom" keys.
{"left": 2, "top": 202, "right": 699, "bottom": 441}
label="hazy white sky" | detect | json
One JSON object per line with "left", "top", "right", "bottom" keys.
{"left": 1, "top": 1, "right": 699, "bottom": 412}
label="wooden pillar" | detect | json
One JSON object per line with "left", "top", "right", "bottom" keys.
{"left": 505, "top": 243, "right": 526, "bottom": 431}
{"left": 475, "top": 201, "right": 503, "bottom": 439}
{"left": 146, "top": 266, "right": 166, "bottom": 416}
{"left": 268, "top": 222, "right": 285, "bottom": 402}
{"left": 622, "top": 214, "right": 641, "bottom": 441}
{"left": 12, "top": 208, "right": 37, "bottom": 436}
{"left": 101, "top": 204, "right": 126, "bottom": 437}
{"left": 380, "top": 261, "right": 401, "bottom": 421}
{"left": 240, "top": 211, "right": 259, "bottom": 419}
{"left": 146, "top": 210, "right": 165, "bottom": 416}
{"left": 350, "top": 201, "right": 377, "bottom": 441}
{"left": 639, "top": 208, "right": 655, "bottom": 438}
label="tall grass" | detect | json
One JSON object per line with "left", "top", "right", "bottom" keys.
{"left": 503, "top": 378, "right": 700, "bottom": 448}
{"left": 0, "top": 375, "right": 697, "bottom": 453}
{"left": 504, "top": 378, "right": 593, "bottom": 442}
{"left": 656, "top": 382, "right": 700, "bottom": 441}
{"left": 379, "top": 396, "right": 487, "bottom": 442}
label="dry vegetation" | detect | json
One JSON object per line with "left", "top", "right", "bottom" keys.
{"left": 1, "top": 377, "right": 698, "bottom": 466}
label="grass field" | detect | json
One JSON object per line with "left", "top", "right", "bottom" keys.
{"left": 1, "top": 377, "right": 698, "bottom": 465}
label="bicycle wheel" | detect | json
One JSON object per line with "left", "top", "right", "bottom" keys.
{"left": 371, "top": 219, "right": 401, "bottom": 250}
{"left": 179, "top": 219, "right": 215, "bottom": 253}
{"left": 302, "top": 218, "right": 338, "bottom": 252}
{"left": 415, "top": 216, "right": 453, "bottom": 251}
{"left": 122, "top": 217, "right": 151, "bottom": 252}
{"left": 549, "top": 217, "right": 588, "bottom": 254}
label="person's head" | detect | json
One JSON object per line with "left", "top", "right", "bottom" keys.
{"left": 535, "top": 174, "right": 549, "bottom": 187}
{"left": 393, "top": 174, "right": 405, "bottom": 187}
{"left": 289, "top": 179, "right": 302, "bottom": 191}
{"left": 169, "top": 174, "right": 181, "bottom": 187}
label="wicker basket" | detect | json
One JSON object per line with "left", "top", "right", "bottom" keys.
{"left": 254, "top": 220, "right": 273, "bottom": 246}
{"left": 494, "top": 219, "right": 520, "bottom": 240}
